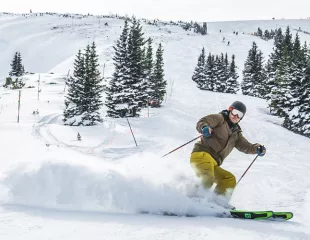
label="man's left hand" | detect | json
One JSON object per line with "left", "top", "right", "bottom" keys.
{"left": 257, "top": 145, "right": 266, "bottom": 156}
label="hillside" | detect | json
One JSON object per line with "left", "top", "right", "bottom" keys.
{"left": 0, "top": 12, "right": 310, "bottom": 240}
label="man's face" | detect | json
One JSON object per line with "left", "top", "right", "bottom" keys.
{"left": 229, "top": 108, "right": 244, "bottom": 123}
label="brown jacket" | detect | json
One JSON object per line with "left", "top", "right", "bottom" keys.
{"left": 192, "top": 111, "right": 259, "bottom": 166}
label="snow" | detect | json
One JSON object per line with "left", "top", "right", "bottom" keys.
{"left": 0, "top": 12, "right": 310, "bottom": 239}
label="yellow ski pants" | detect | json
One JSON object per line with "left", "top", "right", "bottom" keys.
{"left": 190, "top": 152, "right": 236, "bottom": 196}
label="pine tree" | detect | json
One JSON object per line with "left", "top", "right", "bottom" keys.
{"left": 226, "top": 54, "right": 239, "bottom": 93}
{"left": 150, "top": 43, "right": 166, "bottom": 102}
{"left": 289, "top": 34, "right": 303, "bottom": 108}
{"left": 298, "top": 59, "right": 310, "bottom": 136}
{"left": 283, "top": 26, "right": 293, "bottom": 56}
{"left": 265, "top": 28, "right": 284, "bottom": 101}
{"left": 241, "top": 42, "right": 265, "bottom": 97}
{"left": 192, "top": 47, "right": 206, "bottom": 88}
{"left": 264, "top": 30, "right": 270, "bottom": 40}
{"left": 63, "top": 42, "right": 103, "bottom": 126}
{"left": 63, "top": 49, "right": 86, "bottom": 124}
{"left": 144, "top": 38, "right": 154, "bottom": 100}
{"left": 257, "top": 27, "right": 263, "bottom": 37}
{"left": 204, "top": 53, "right": 216, "bottom": 91}
{"left": 256, "top": 50, "right": 268, "bottom": 98}
{"left": 126, "top": 18, "right": 146, "bottom": 117}
{"left": 106, "top": 20, "right": 130, "bottom": 118}
{"left": 16, "top": 52, "right": 24, "bottom": 76}
{"left": 9, "top": 52, "right": 18, "bottom": 76}
{"left": 81, "top": 42, "right": 104, "bottom": 125}
{"left": 214, "top": 54, "right": 226, "bottom": 92}
{"left": 283, "top": 41, "right": 309, "bottom": 131}
{"left": 269, "top": 47, "right": 292, "bottom": 118}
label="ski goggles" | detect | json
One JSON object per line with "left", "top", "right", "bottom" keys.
{"left": 231, "top": 108, "right": 244, "bottom": 119}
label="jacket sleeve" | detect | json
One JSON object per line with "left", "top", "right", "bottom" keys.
{"left": 196, "top": 114, "right": 223, "bottom": 133}
{"left": 235, "top": 132, "right": 260, "bottom": 154}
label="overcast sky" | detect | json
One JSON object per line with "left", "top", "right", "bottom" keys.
{"left": 1, "top": 0, "right": 309, "bottom": 22}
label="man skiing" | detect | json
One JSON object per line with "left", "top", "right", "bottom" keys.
{"left": 190, "top": 101, "right": 266, "bottom": 206}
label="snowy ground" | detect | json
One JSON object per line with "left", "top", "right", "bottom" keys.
{"left": 0, "top": 13, "right": 310, "bottom": 239}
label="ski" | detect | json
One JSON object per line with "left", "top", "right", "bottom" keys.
{"left": 272, "top": 211, "right": 294, "bottom": 220}
{"left": 229, "top": 210, "right": 294, "bottom": 221}
{"left": 140, "top": 210, "right": 294, "bottom": 221}
{"left": 229, "top": 210, "right": 274, "bottom": 220}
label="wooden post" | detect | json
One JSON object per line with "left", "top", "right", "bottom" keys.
{"left": 147, "top": 102, "right": 149, "bottom": 118}
{"left": 17, "top": 90, "right": 21, "bottom": 123}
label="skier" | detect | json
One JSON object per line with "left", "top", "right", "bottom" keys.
{"left": 190, "top": 101, "right": 266, "bottom": 207}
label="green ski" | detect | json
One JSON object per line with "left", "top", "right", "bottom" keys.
{"left": 229, "top": 210, "right": 293, "bottom": 221}
{"left": 272, "top": 212, "right": 294, "bottom": 220}
{"left": 140, "top": 210, "right": 294, "bottom": 221}
{"left": 229, "top": 210, "right": 274, "bottom": 220}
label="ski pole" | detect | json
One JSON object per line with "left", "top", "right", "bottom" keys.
{"left": 236, "top": 154, "right": 259, "bottom": 186}
{"left": 161, "top": 135, "right": 202, "bottom": 158}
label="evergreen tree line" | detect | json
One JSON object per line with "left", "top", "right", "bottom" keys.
{"left": 181, "top": 22, "right": 207, "bottom": 35}
{"left": 63, "top": 41, "right": 104, "bottom": 126}
{"left": 255, "top": 27, "right": 279, "bottom": 41}
{"left": 241, "top": 26, "right": 310, "bottom": 138}
{"left": 105, "top": 18, "right": 166, "bottom": 118}
{"left": 9, "top": 52, "right": 25, "bottom": 77}
{"left": 192, "top": 47, "right": 239, "bottom": 93}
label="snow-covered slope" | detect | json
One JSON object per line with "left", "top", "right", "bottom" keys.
{"left": 0, "top": 13, "right": 310, "bottom": 239}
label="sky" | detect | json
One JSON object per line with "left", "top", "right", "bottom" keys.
{"left": 1, "top": 0, "right": 309, "bottom": 22}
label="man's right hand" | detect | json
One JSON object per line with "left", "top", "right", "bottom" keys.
{"left": 202, "top": 126, "right": 213, "bottom": 137}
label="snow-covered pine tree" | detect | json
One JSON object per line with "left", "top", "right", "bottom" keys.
{"left": 265, "top": 28, "right": 284, "bottom": 101}
{"left": 81, "top": 42, "right": 104, "bottom": 125}
{"left": 192, "top": 47, "right": 206, "bottom": 89}
{"left": 242, "top": 42, "right": 260, "bottom": 96}
{"left": 297, "top": 57, "right": 310, "bottom": 137}
{"left": 255, "top": 50, "right": 268, "bottom": 98}
{"left": 126, "top": 18, "right": 146, "bottom": 117}
{"left": 144, "top": 37, "right": 154, "bottom": 101}
{"left": 16, "top": 52, "right": 25, "bottom": 76}
{"left": 283, "top": 26, "right": 293, "bottom": 56}
{"left": 9, "top": 52, "right": 18, "bottom": 76}
{"left": 283, "top": 41, "right": 309, "bottom": 131}
{"left": 289, "top": 33, "right": 303, "bottom": 108}
{"left": 214, "top": 54, "right": 226, "bottom": 92}
{"left": 257, "top": 27, "right": 263, "bottom": 37}
{"left": 150, "top": 43, "right": 166, "bottom": 103}
{"left": 63, "top": 49, "right": 86, "bottom": 124}
{"left": 269, "top": 27, "right": 294, "bottom": 116}
{"left": 264, "top": 30, "right": 270, "bottom": 40}
{"left": 106, "top": 20, "right": 129, "bottom": 118}
{"left": 226, "top": 54, "right": 239, "bottom": 93}
{"left": 204, "top": 53, "right": 216, "bottom": 91}
{"left": 269, "top": 47, "right": 292, "bottom": 118}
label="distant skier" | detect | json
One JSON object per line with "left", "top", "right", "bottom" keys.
{"left": 190, "top": 101, "right": 266, "bottom": 207}
{"left": 222, "top": 37, "right": 225, "bottom": 42}
{"left": 227, "top": 41, "right": 230, "bottom": 46}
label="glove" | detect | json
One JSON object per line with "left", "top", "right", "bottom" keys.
{"left": 257, "top": 145, "right": 266, "bottom": 156}
{"left": 202, "top": 126, "right": 212, "bottom": 137}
